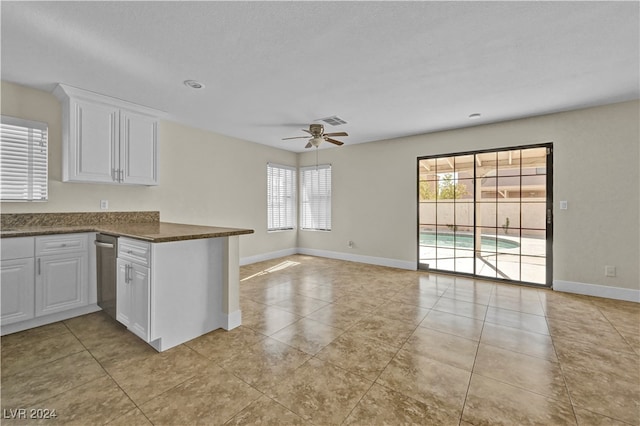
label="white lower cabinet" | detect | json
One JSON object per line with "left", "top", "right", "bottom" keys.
{"left": 1, "top": 258, "right": 35, "bottom": 325}
{"left": 116, "top": 258, "right": 150, "bottom": 341}
{"left": 34, "top": 234, "right": 89, "bottom": 317}
{"left": 35, "top": 252, "right": 88, "bottom": 317}
{"left": 1, "top": 234, "right": 93, "bottom": 332}
{"left": 1, "top": 237, "right": 35, "bottom": 326}
{"left": 114, "top": 236, "right": 228, "bottom": 353}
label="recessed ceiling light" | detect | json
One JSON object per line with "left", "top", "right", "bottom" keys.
{"left": 468, "top": 113, "right": 481, "bottom": 119}
{"left": 184, "top": 80, "right": 205, "bottom": 89}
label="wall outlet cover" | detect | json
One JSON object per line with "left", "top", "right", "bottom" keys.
{"left": 605, "top": 265, "right": 616, "bottom": 277}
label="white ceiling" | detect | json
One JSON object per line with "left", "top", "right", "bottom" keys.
{"left": 2, "top": 1, "right": 638, "bottom": 152}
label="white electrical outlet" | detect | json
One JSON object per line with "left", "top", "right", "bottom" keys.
{"left": 100, "top": 200, "right": 108, "bottom": 210}
{"left": 605, "top": 265, "right": 616, "bottom": 277}
{"left": 348, "top": 240, "right": 354, "bottom": 249}
{"left": 560, "top": 200, "right": 568, "bottom": 210}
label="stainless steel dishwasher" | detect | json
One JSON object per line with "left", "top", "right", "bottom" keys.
{"left": 95, "top": 234, "right": 118, "bottom": 320}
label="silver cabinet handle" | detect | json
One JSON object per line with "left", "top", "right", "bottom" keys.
{"left": 94, "top": 241, "right": 114, "bottom": 248}
{"left": 37, "top": 258, "right": 41, "bottom": 275}
{"left": 112, "top": 168, "right": 123, "bottom": 182}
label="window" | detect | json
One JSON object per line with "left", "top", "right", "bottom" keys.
{"left": 300, "top": 164, "right": 331, "bottom": 231}
{"left": 0, "top": 115, "right": 48, "bottom": 201}
{"left": 267, "top": 163, "right": 296, "bottom": 231}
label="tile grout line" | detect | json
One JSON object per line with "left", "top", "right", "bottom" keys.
{"left": 538, "top": 290, "right": 584, "bottom": 426}
{"left": 61, "top": 320, "right": 156, "bottom": 426}
{"left": 311, "top": 277, "right": 442, "bottom": 424}
{"left": 546, "top": 294, "right": 640, "bottom": 425}
{"left": 457, "top": 295, "right": 489, "bottom": 426}
{"left": 337, "top": 291, "right": 443, "bottom": 424}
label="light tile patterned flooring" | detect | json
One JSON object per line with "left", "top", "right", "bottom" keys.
{"left": 1, "top": 255, "right": 639, "bottom": 425}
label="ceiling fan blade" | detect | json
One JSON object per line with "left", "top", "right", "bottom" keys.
{"left": 305, "top": 142, "right": 313, "bottom": 149}
{"left": 282, "top": 136, "right": 310, "bottom": 140}
{"left": 324, "top": 132, "right": 348, "bottom": 137}
{"left": 325, "top": 138, "right": 344, "bottom": 146}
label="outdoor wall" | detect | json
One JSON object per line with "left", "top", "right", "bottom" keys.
{"left": 298, "top": 100, "right": 640, "bottom": 295}
{"left": 418, "top": 199, "right": 547, "bottom": 235}
{"left": 0, "top": 81, "right": 298, "bottom": 260}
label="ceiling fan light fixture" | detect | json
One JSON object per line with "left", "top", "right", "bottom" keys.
{"left": 282, "top": 124, "right": 348, "bottom": 148}
{"left": 184, "top": 80, "right": 205, "bottom": 89}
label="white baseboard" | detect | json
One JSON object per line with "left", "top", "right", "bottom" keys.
{"left": 1, "top": 304, "right": 102, "bottom": 336}
{"left": 553, "top": 280, "right": 640, "bottom": 303}
{"left": 240, "top": 248, "right": 298, "bottom": 266}
{"left": 296, "top": 247, "right": 416, "bottom": 270}
{"left": 221, "top": 310, "right": 242, "bottom": 330}
{"left": 242, "top": 247, "right": 415, "bottom": 270}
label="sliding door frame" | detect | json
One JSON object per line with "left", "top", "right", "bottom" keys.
{"left": 417, "top": 142, "right": 553, "bottom": 287}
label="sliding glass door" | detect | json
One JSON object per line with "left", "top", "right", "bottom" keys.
{"left": 418, "top": 144, "right": 552, "bottom": 286}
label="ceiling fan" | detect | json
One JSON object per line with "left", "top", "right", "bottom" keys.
{"left": 282, "top": 124, "right": 348, "bottom": 148}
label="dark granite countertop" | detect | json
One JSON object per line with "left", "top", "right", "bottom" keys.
{"left": 96, "top": 222, "right": 254, "bottom": 242}
{"left": 0, "top": 222, "right": 254, "bottom": 243}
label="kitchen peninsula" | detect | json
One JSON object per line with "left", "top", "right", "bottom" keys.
{"left": 0, "top": 211, "right": 254, "bottom": 352}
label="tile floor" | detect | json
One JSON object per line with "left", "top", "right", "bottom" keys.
{"left": 1, "top": 255, "right": 639, "bottom": 425}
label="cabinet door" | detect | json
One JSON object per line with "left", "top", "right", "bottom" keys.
{"left": 68, "top": 99, "right": 119, "bottom": 183}
{"left": 116, "top": 258, "right": 131, "bottom": 328}
{"left": 116, "top": 260, "right": 150, "bottom": 341}
{"left": 128, "top": 263, "right": 151, "bottom": 341}
{"left": 120, "top": 110, "right": 158, "bottom": 185}
{"left": 35, "top": 252, "right": 88, "bottom": 317}
{"left": 1, "top": 258, "right": 35, "bottom": 325}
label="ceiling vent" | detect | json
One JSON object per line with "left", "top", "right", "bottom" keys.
{"left": 319, "top": 116, "right": 347, "bottom": 126}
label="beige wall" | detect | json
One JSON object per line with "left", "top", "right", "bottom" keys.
{"left": 2, "top": 81, "right": 638, "bottom": 291}
{"left": 0, "top": 81, "right": 298, "bottom": 259}
{"left": 299, "top": 100, "right": 640, "bottom": 290}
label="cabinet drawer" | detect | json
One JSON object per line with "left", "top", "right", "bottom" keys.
{"left": 118, "top": 238, "right": 150, "bottom": 267}
{"left": 36, "top": 234, "right": 88, "bottom": 256}
{"left": 1, "top": 237, "right": 35, "bottom": 260}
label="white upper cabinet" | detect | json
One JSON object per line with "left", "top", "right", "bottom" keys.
{"left": 54, "top": 84, "right": 160, "bottom": 186}
{"left": 120, "top": 109, "right": 158, "bottom": 185}
{"left": 71, "top": 99, "right": 119, "bottom": 183}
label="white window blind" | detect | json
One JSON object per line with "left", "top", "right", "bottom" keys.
{"left": 267, "top": 163, "right": 296, "bottom": 231}
{"left": 300, "top": 164, "right": 331, "bottom": 231}
{"left": 0, "top": 116, "right": 48, "bottom": 201}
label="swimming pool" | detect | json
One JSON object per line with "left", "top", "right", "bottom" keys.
{"left": 419, "top": 231, "right": 520, "bottom": 250}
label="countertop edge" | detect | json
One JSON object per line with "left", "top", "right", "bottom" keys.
{"left": 0, "top": 224, "right": 255, "bottom": 242}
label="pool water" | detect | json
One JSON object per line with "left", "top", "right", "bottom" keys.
{"left": 420, "top": 232, "right": 520, "bottom": 250}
